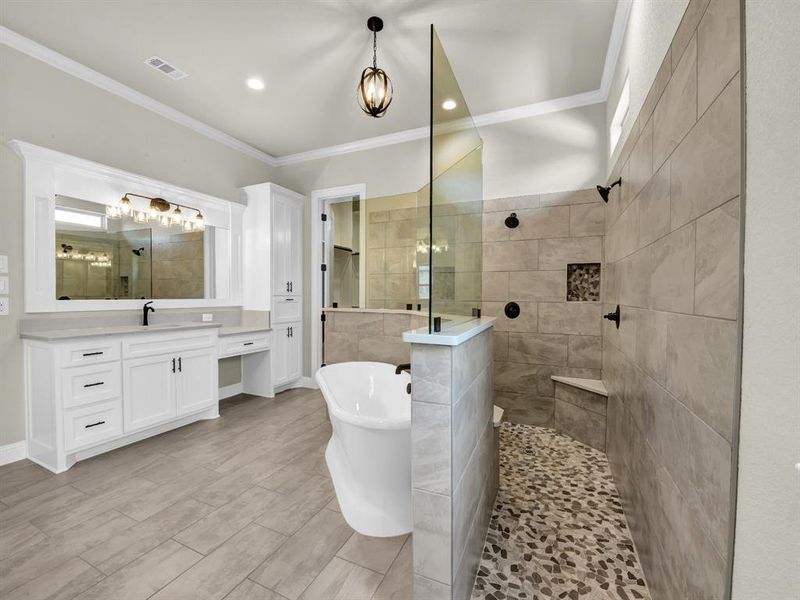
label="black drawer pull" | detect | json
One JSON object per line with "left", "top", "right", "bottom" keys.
{"left": 243, "top": 341, "right": 254, "bottom": 346}
{"left": 85, "top": 421, "right": 105, "bottom": 429}
{"left": 83, "top": 382, "right": 104, "bottom": 388}
{"left": 82, "top": 351, "right": 104, "bottom": 357}
{"left": 178, "top": 357, "right": 182, "bottom": 372}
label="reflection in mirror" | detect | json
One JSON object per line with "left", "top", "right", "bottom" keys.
{"left": 54, "top": 195, "right": 216, "bottom": 300}
{"left": 328, "top": 199, "right": 360, "bottom": 308}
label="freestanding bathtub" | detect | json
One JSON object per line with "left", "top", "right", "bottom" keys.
{"left": 315, "top": 361, "right": 412, "bottom": 537}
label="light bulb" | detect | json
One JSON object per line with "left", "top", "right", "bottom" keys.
{"left": 119, "top": 196, "right": 132, "bottom": 215}
{"left": 183, "top": 220, "right": 193, "bottom": 232}
{"left": 171, "top": 206, "right": 183, "bottom": 224}
{"left": 194, "top": 212, "right": 205, "bottom": 231}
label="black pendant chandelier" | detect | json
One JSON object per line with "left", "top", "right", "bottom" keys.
{"left": 357, "top": 16, "right": 393, "bottom": 118}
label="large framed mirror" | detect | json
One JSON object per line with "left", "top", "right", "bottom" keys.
{"left": 13, "top": 140, "right": 243, "bottom": 312}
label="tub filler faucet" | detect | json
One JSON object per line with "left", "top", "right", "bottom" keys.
{"left": 395, "top": 363, "right": 411, "bottom": 375}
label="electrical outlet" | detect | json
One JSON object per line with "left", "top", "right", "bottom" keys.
{"left": 0, "top": 297, "right": 9, "bottom": 316}
{"left": 0, "top": 255, "right": 7, "bottom": 274}
{"left": 0, "top": 276, "right": 7, "bottom": 295}
{"left": 202, "top": 313, "right": 213, "bottom": 322}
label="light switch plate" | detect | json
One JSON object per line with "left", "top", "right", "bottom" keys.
{"left": 0, "top": 276, "right": 7, "bottom": 295}
{"left": 202, "top": 313, "right": 213, "bottom": 322}
{"left": 0, "top": 255, "right": 7, "bottom": 274}
{"left": 0, "top": 297, "right": 8, "bottom": 316}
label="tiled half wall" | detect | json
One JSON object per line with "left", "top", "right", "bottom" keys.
{"left": 602, "top": 0, "right": 741, "bottom": 597}
{"left": 481, "top": 188, "right": 605, "bottom": 425}
{"left": 323, "top": 309, "right": 427, "bottom": 365}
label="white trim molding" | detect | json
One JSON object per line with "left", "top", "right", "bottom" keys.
{"left": 0, "top": 441, "right": 28, "bottom": 466}
{"left": 1, "top": 2, "right": 632, "bottom": 167}
{"left": 218, "top": 382, "right": 244, "bottom": 400}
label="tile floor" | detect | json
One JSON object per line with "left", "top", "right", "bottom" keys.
{"left": 472, "top": 423, "right": 651, "bottom": 600}
{"left": 0, "top": 389, "right": 410, "bottom": 600}
{"left": 1, "top": 390, "right": 651, "bottom": 600}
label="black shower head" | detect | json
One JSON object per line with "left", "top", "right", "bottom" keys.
{"left": 132, "top": 247, "right": 145, "bottom": 256}
{"left": 596, "top": 177, "right": 623, "bottom": 203}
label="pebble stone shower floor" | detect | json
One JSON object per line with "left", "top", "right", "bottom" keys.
{"left": 472, "top": 423, "right": 652, "bottom": 600}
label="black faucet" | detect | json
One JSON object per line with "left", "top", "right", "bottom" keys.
{"left": 142, "top": 301, "right": 155, "bottom": 326}
{"left": 395, "top": 363, "right": 411, "bottom": 375}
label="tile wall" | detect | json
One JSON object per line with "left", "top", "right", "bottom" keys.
{"left": 410, "top": 328, "right": 495, "bottom": 600}
{"left": 323, "top": 310, "right": 427, "bottom": 366}
{"left": 366, "top": 199, "right": 419, "bottom": 310}
{"left": 151, "top": 229, "right": 205, "bottom": 299}
{"left": 481, "top": 188, "right": 605, "bottom": 425}
{"left": 601, "top": 0, "right": 741, "bottom": 597}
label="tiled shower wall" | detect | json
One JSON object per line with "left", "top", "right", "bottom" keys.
{"left": 481, "top": 188, "right": 605, "bottom": 425}
{"left": 602, "top": 0, "right": 741, "bottom": 597}
{"left": 323, "top": 310, "right": 427, "bottom": 365}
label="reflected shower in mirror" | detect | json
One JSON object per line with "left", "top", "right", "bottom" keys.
{"left": 326, "top": 198, "right": 361, "bottom": 308}
{"left": 54, "top": 195, "right": 216, "bottom": 300}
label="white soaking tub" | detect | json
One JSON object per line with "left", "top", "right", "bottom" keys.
{"left": 315, "top": 361, "right": 411, "bottom": 537}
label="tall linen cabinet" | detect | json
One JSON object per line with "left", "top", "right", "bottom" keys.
{"left": 241, "top": 182, "right": 305, "bottom": 390}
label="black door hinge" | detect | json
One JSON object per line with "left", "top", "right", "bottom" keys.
{"left": 321, "top": 213, "right": 328, "bottom": 221}
{"left": 321, "top": 313, "right": 326, "bottom": 322}
{"left": 321, "top": 264, "right": 327, "bottom": 272}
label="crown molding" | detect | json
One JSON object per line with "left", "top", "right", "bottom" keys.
{"left": 2, "top": 1, "right": 632, "bottom": 169}
{"left": 0, "top": 26, "right": 279, "bottom": 167}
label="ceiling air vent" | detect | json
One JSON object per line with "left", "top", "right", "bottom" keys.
{"left": 144, "top": 56, "right": 189, "bottom": 80}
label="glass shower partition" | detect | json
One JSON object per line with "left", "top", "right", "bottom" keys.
{"left": 418, "top": 26, "right": 483, "bottom": 333}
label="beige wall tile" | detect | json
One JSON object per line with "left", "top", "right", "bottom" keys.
{"left": 666, "top": 313, "right": 738, "bottom": 441}
{"left": 492, "top": 391, "right": 555, "bottom": 427}
{"left": 554, "top": 382, "right": 607, "bottom": 415}
{"left": 483, "top": 194, "right": 539, "bottom": 213}
{"left": 539, "top": 188, "right": 598, "bottom": 207}
{"left": 508, "top": 206, "right": 570, "bottom": 240}
{"left": 638, "top": 161, "right": 671, "bottom": 248}
{"left": 482, "top": 212, "right": 510, "bottom": 242}
{"left": 635, "top": 309, "right": 668, "bottom": 385}
{"left": 383, "top": 314, "right": 412, "bottom": 337}
{"left": 411, "top": 345, "right": 452, "bottom": 405}
{"left": 481, "top": 301, "right": 537, "bottom": 333}
{"left": 538, "top": 237, "right": 602, "bottom": 271}
{"left": 481, "top": 272, "right": 509, "bottom": 302}
{"left": 649, "top": 223, "right": 695, "bottom": 313}
{"left": 628, "top": 119, "right": 654, "bottom": 202}
{"left": 641, "top": 49, "right": 673, "bottom": 127}
{"left": 368, "top": 210, "right": 389, "bottom": 224}
{"left": 617, "top": 250, "right": 651, "bottom": 309}
{"left": 482, "top": 240, "right": 538, "bottom": 272}
{"left": 654, "top": 35, "right": 698, "bottom": 169}
{"left": 695, "top": 197, "right": 740, "bottom": 320}
{"left": 697, "top": 0, "right": 740, "bottom": 115}
{"left": 358, "top": 336, "right": 409, "bottom": 365}
{"left": 412, "top": 490, "right": 451, "bottom": 584}
{"left": 670, "top": 74, "right": 741, "bottom": 230}
{"left": 455, "top": 243, "right": 482, "bottom": 273}
{"left": 538, "top": 303, "right": 601, "bottom": 336}
{"left": 671, "top": 0, "right": 712, "bottom": 71}
{"left": 569, "top": 203, "right": 605, "bottom": 237}
{"left": 332, "top": 311, "right": 383, "bottom": 334}
{"left": 567, "top": 335, "right": 602, "bottom": 369}
{"left": 325, "top": 332, "right": 358, "bottom": 364}
{"left": 492, "top": 331, "right": 509, "bottom": 362}
{"left": 386, "top": 220, "right": 415, "bottom": 248}
{"left": 385, "top": 247, "right": 413, "bottom": 274}
{"left": 508, "top": 333, "right": 568, "bottom": 366}
{"left": 554, "top": 400, "right": 606, "bottom": 451}
{"left": 606, "top": 200, "right": 640, "bottom": 263}
{"left": 508, "top": 271, "right": 565, "bottom": 302}
{"left": 412, "top": 402, "right": 451, "bottom": 495}
{"left": 367, "top": 274, "right": 386, "bottom": 301}
{"left": 367, "top": 223, "right": 386, "bottom": 249}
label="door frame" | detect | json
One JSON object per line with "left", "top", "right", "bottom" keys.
{"left": 310, "top": 184, "right": 367, "bottom": 372}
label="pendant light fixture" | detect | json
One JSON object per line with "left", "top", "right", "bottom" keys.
{"left": 357, "top": 16, "right": 393, "bottom": 118}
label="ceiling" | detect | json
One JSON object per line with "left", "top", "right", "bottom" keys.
{"left": 1, "top": 1, "right": 617, "bottom": 158}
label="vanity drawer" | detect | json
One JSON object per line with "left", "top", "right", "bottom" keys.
{"left": 272, "top": 297, "right": 302, "bottom": 323}
{"left": 63, "top": 400, "right": 122, "bottom": 451}
{"left": 219, "top": 332, "right": 270, "bottom": 358}
{"left": 122, "top": 329, "right": 217, "bottom": 359}
{"left": 60, "top": 339, "right": 121, "bottom": 367}
{"left": 62, "top": 362, "right": 121, "bottom": 409}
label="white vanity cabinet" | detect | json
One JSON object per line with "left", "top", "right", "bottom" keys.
{"left": 272, "top": 323, "right": 303, "bottom": 387}
{"left": 23, "top": 326, "right": 219, "bottom": 473}
{"left": 272, "top": 191, "right": 304, "bottom": 298}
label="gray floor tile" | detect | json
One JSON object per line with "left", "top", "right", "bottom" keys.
{"left": 2, "top": 556, "right": 103, "bottom": 600}
{"left": 299, "top": 557, "right": 382, "bottom": 600}
{"left": 255, "top": 475, "right": 334, "bottom": 536}
{"left": 372, "top": 537, "right": 413, "bottom": 600}
{"left": 225, "top": 579, "right": 289, "bottom": 600}
{"left": 336, "top": 532, "right": 407, "bottom": 574}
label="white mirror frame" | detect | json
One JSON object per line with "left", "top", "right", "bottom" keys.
{"left": 10, "top": 140, "right": 244, "bottom": 312}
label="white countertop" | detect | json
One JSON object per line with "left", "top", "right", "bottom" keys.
{"left": 551, "top": 376, "right": 608, "bottom": 397}
{"left": 402, "top": 317, "right": 496, "bottom": 346}
{"left": 20, "top": 322, "right": 222, "bottom": 341}
{"left": 218, "top": 325, "right": 272, "bottom": 337}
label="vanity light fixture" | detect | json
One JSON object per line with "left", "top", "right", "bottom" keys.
{"left": 357, "top": 16, "right": 393, "bottom": 118}
{"left": 596, "top": 178, "right": 622, "bottom": 203}
{"left": 118, "top": 193, "right": 206, "bottom": 231}
{"left": 170, "top": 205, "right": 183, "bottom": 224}
{"left": 442, "top": 99, "right": 457, "bottom": 110}
{"left": 119, "top": 195, "right": 133, "bottom": 215}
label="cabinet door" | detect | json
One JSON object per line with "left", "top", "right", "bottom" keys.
{"left": 271, "top": 196, "right": 290, "bottom": 296}
{"left": 286, "top": 323, "right": 303, "bottom": 383}
{"left": 122, "top": 354, "right": 176, "bottom": 433}
{"left": 176, "top": 348, "right": 217, "bottom": 416}
{"left": 286, "top": 200, "right": 304, "bottom": 296}
{"left": 271, "top": 325, "right": 289, "bottom": 387}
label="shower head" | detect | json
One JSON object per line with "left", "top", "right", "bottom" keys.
{"left": 132, "top": 247, "right": 145, "bottom": 256}
{"left": 596, "top": 178, "right": 622, "bottom": 203}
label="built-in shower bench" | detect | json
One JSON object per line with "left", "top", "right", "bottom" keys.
{"left": 551, "top": 376, "right": 608, "bottom": 452}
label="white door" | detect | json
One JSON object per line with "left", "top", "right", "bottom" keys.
{"left": 122, "top": 354, "right": 176, "bottom": 433}
{"left": 286, "top": 323, "right": 303, "bottom": 383}
{"left": 271, "top": 324, "right": 289, "bottom": 386}
{"left": 176, "top": 348, "right": 217, "bottom": 415}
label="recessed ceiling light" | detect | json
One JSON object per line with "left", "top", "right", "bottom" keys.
{"left": 442, "top": 99, "right": 457, "bottom": 110}
{"left": 246, "top": 77, "right": 265, "bottom": 91}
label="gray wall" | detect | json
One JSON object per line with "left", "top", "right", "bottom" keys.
{"left": 0, "top": 45, "right": 273, "bottom": 446}
{"left": 732, "top": 1, "right": 800, "bottom": 597}
{"left": 323, "top": 310, "right": 427, "bottom": 366}
{"left": 601, "top": 0, "right": 741, "bottom": 597}
{"left": 483, "top": 188, "right": 605, "bottom": 425}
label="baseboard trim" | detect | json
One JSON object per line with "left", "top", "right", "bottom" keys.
{"left": 0, "top": 441, "right": 27, "bottom": 466}
{"left": 295, "top": 376, "right": 318, "bottom": 389}
{"left": 219, "top": 382, "right": 244, "bottom": 400}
